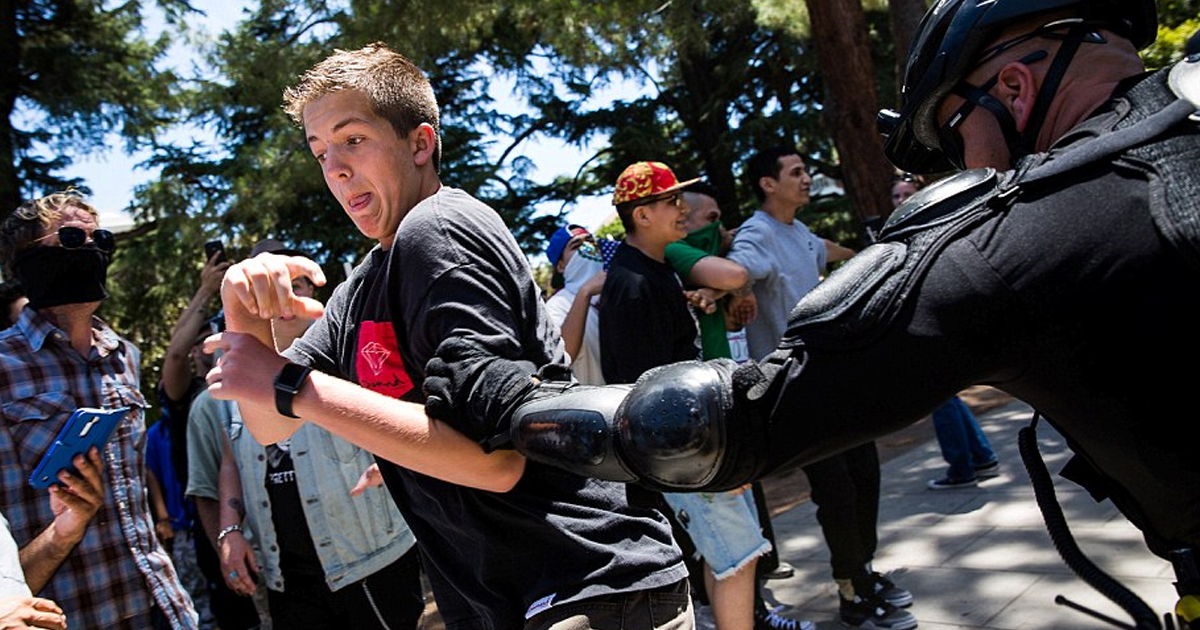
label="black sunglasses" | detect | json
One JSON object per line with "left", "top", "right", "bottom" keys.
{"left": 33, "top": 226, "right": 116, "bottom": 253}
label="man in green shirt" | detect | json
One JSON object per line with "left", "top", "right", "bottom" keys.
{"left": 664, "top": 183, "right": 755, "bottom": 360}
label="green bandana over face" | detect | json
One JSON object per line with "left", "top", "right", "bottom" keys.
{"left": 683, "top": 220, "right": 724, "bottom": 256}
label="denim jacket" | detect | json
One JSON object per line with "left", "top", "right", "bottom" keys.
{"left": 228, "top": 403, "right": 415, "bottom": 592}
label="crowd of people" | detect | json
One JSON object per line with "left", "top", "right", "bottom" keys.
{"left": 1, "top": 0, "right": 1197, "bottom": 629}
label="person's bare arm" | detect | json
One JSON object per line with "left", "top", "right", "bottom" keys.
{"left": 216, "top": 435, "right": 245, "bottom": 529}
{"left": 685, "top": 256, "right": 749, "bottom": 292}
{"left": 163, "top": 252, "right": 230, "bottom": 402}
{"left": 18, "top": 450, "right": 104, "bottom": 593}
{"left": 144, "top": 468, "right": 173, "bottom": 548}
{"left": 557, "top": 271, "right": 605, "bottom": 360}
{"left": 193, "top": 497, "right": 221, "bottom": 550}
{"left": 207, "top": 334, "right": 526, "bottom": 492}
{"left": 208, "top": 255, "right": 526, "bottom": 493}
{"left": 216, "top": 435, "right": 257, "bottom": 596}
{"left": 824, "top": 239, "right": 856, "bottom": 264}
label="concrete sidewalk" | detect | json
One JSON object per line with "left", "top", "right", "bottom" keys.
{"left": 756, "top": 399, "right": 1180, "bottom": 630}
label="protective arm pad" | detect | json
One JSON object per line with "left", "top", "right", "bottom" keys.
{"left": 511, "top": 358, "right": 774, "bottom": 492}
{"left": 510, "top": 383, "right": 638, "bottom": 483}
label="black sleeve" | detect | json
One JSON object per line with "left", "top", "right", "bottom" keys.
{"left": 284, "top": 257, "right": 370, "bottom": 379}
{"left": 411, "top": 262, "right": 556, "bottom": 445}
{"left": 388, "top": 191, "right": 565, "bottom": 446}
{"left": 761, "top": 233, "right": 1026, "bottom": 473}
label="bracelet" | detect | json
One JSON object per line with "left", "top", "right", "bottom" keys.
{"left": 216, "top": 523, "right": 242, "bottom": 544}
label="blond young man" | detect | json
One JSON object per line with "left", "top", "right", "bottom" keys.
{"left": 206, "top": 43, "right": 691, "bottom": 630}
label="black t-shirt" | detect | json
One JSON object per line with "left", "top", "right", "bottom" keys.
{"left": 599, "top": 243, "right": 701, "bottom": 385}
{"left": 285, "top": 187, "right": 686, "bottom": 630}
{"left": 597, "top": 243, "right": 702, "bottom": 510}
{"left": 156, "top": 378, "right": 205, "bottom": 489}
{"left": 263, "top": 441, "right": 323, "bottom": 580}
{"left": 761, "top": 70, "right": 1200, "bottom": 554}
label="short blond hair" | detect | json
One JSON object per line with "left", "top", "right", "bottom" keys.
{"left": 283, "top": 42, "right": 442, "bottom": 171}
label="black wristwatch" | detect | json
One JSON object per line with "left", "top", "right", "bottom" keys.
{"left": 274, "top": 362, "right": 313, "bottom": 419}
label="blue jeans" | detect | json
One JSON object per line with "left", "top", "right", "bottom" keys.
{"left": 931, "top": 396, "right": 997, "bottom": 481}
{"left": 662, "top": 486, "right": 771, "bottom": 579}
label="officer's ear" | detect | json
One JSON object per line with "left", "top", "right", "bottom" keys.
{"left": 995, "top": 61, "right": 1039, "bottom": 133}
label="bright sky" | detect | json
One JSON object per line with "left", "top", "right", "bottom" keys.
{"left": 62, "top": 1, "right": 620, "bottom": 239}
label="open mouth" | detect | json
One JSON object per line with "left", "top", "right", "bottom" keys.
{"left": 348, "top": 192, "right": 372, "bottom": 211}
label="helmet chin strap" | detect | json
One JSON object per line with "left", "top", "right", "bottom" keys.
{"left": 951, "top": 75, "right": 1028, "bottom": 167}
{"left": 952, "top": 22, "right": 1099, "bottom": 168}
{"left": 1015, "top": 23, "right": 1094, "bottom": 162}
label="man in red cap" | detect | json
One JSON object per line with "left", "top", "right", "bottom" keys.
{"left": 599, "top": 161, "right": 699, "bottom": 384}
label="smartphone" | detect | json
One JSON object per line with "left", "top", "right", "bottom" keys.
{"left": 204, "top": 240, "right": 226, "bottom": 263}
{"left": 29, "top": 407, "right": 130, "bottom": 489}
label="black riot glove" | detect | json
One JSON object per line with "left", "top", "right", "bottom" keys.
{"left": 423, "top": 337, "right": 572, "bottom": 451}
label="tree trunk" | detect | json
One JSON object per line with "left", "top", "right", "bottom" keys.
{"left": 803, "top": 0, "right": 893, "bottom": 224}
{"left": 887, "top": 0, "right": 926, "bottom": 107}
{"left": 673, "top": 37, "right": 745, "bottom": 224}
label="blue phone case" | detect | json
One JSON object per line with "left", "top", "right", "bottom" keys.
{"left": 28, "top": 406, "right": 129, "bottom": 489}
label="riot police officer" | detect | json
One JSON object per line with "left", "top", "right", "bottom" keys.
{"left": 427, "top": 0, "right": 1200, "bottom": 593}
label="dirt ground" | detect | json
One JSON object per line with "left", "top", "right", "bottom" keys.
{"left": 415, "top": 386, "right": 1016, "bottom": 630}
{"left": 758, "top": 385, "right": 1015, "bottom": 515}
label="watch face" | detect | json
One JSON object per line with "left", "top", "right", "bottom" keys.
{"left": 277, "top": 363, "right": 311, "bottom": 392}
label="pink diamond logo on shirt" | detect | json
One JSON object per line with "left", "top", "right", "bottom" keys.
{"left": 357, "top": 321, "right": 414, "bottom": 398}
{"left": 362, "top": 342, "right": 390, "bottom": 374}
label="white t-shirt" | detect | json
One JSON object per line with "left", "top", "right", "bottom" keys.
{"left": 1, "top": 510, "right": 31, "bottom": 597}
{"left": 544, "top": 288, "right": 606, "bottom": 385}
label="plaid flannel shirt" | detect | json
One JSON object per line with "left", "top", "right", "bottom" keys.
{"left": 0, "top": 308, "right": 197, "bottom": 629}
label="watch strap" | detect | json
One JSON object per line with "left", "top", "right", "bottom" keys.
{"left": 274, "top": 362, "right": 312, "bottom": 419}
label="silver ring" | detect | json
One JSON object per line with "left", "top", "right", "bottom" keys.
{"left": 229, "top": 570, "right": 239, "bottom": 579}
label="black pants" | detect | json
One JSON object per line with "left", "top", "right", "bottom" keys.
{"left": 803, "top": 442, "right": 881, "bottom": 581}
{"left": 752, "top": 481, "right": 781, "bottom": 579}
{"left": 267, "top": 546, "right": 424, "bottom": 630}
{"left": 194, "top": 523, "right": 261, "bottom": 629}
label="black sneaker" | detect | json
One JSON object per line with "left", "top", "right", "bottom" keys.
{"left": 870, "top": 572, "right": 913, "bottom": 608}
{"left": 926, "top": 476, "right": 977, "bottom": 490}
{"left": 974, "top": 460, "right": 1000, "bottom": 479}
{"left": 763, "top": 560, "right": 796, "bottom": 580}
{"left": 755, "top": 606, "right": 814, "bottom": 630}
{"left": 839, "top": 594, "right": 918, "bottom": 629}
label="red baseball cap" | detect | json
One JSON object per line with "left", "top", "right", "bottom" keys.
{"left": 612, "top": 161, "right": 700, "bottom": 207}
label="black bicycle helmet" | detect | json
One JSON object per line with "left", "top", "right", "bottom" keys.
{"left": 878, "top": 0, "right": 1158, "bottom": 174}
